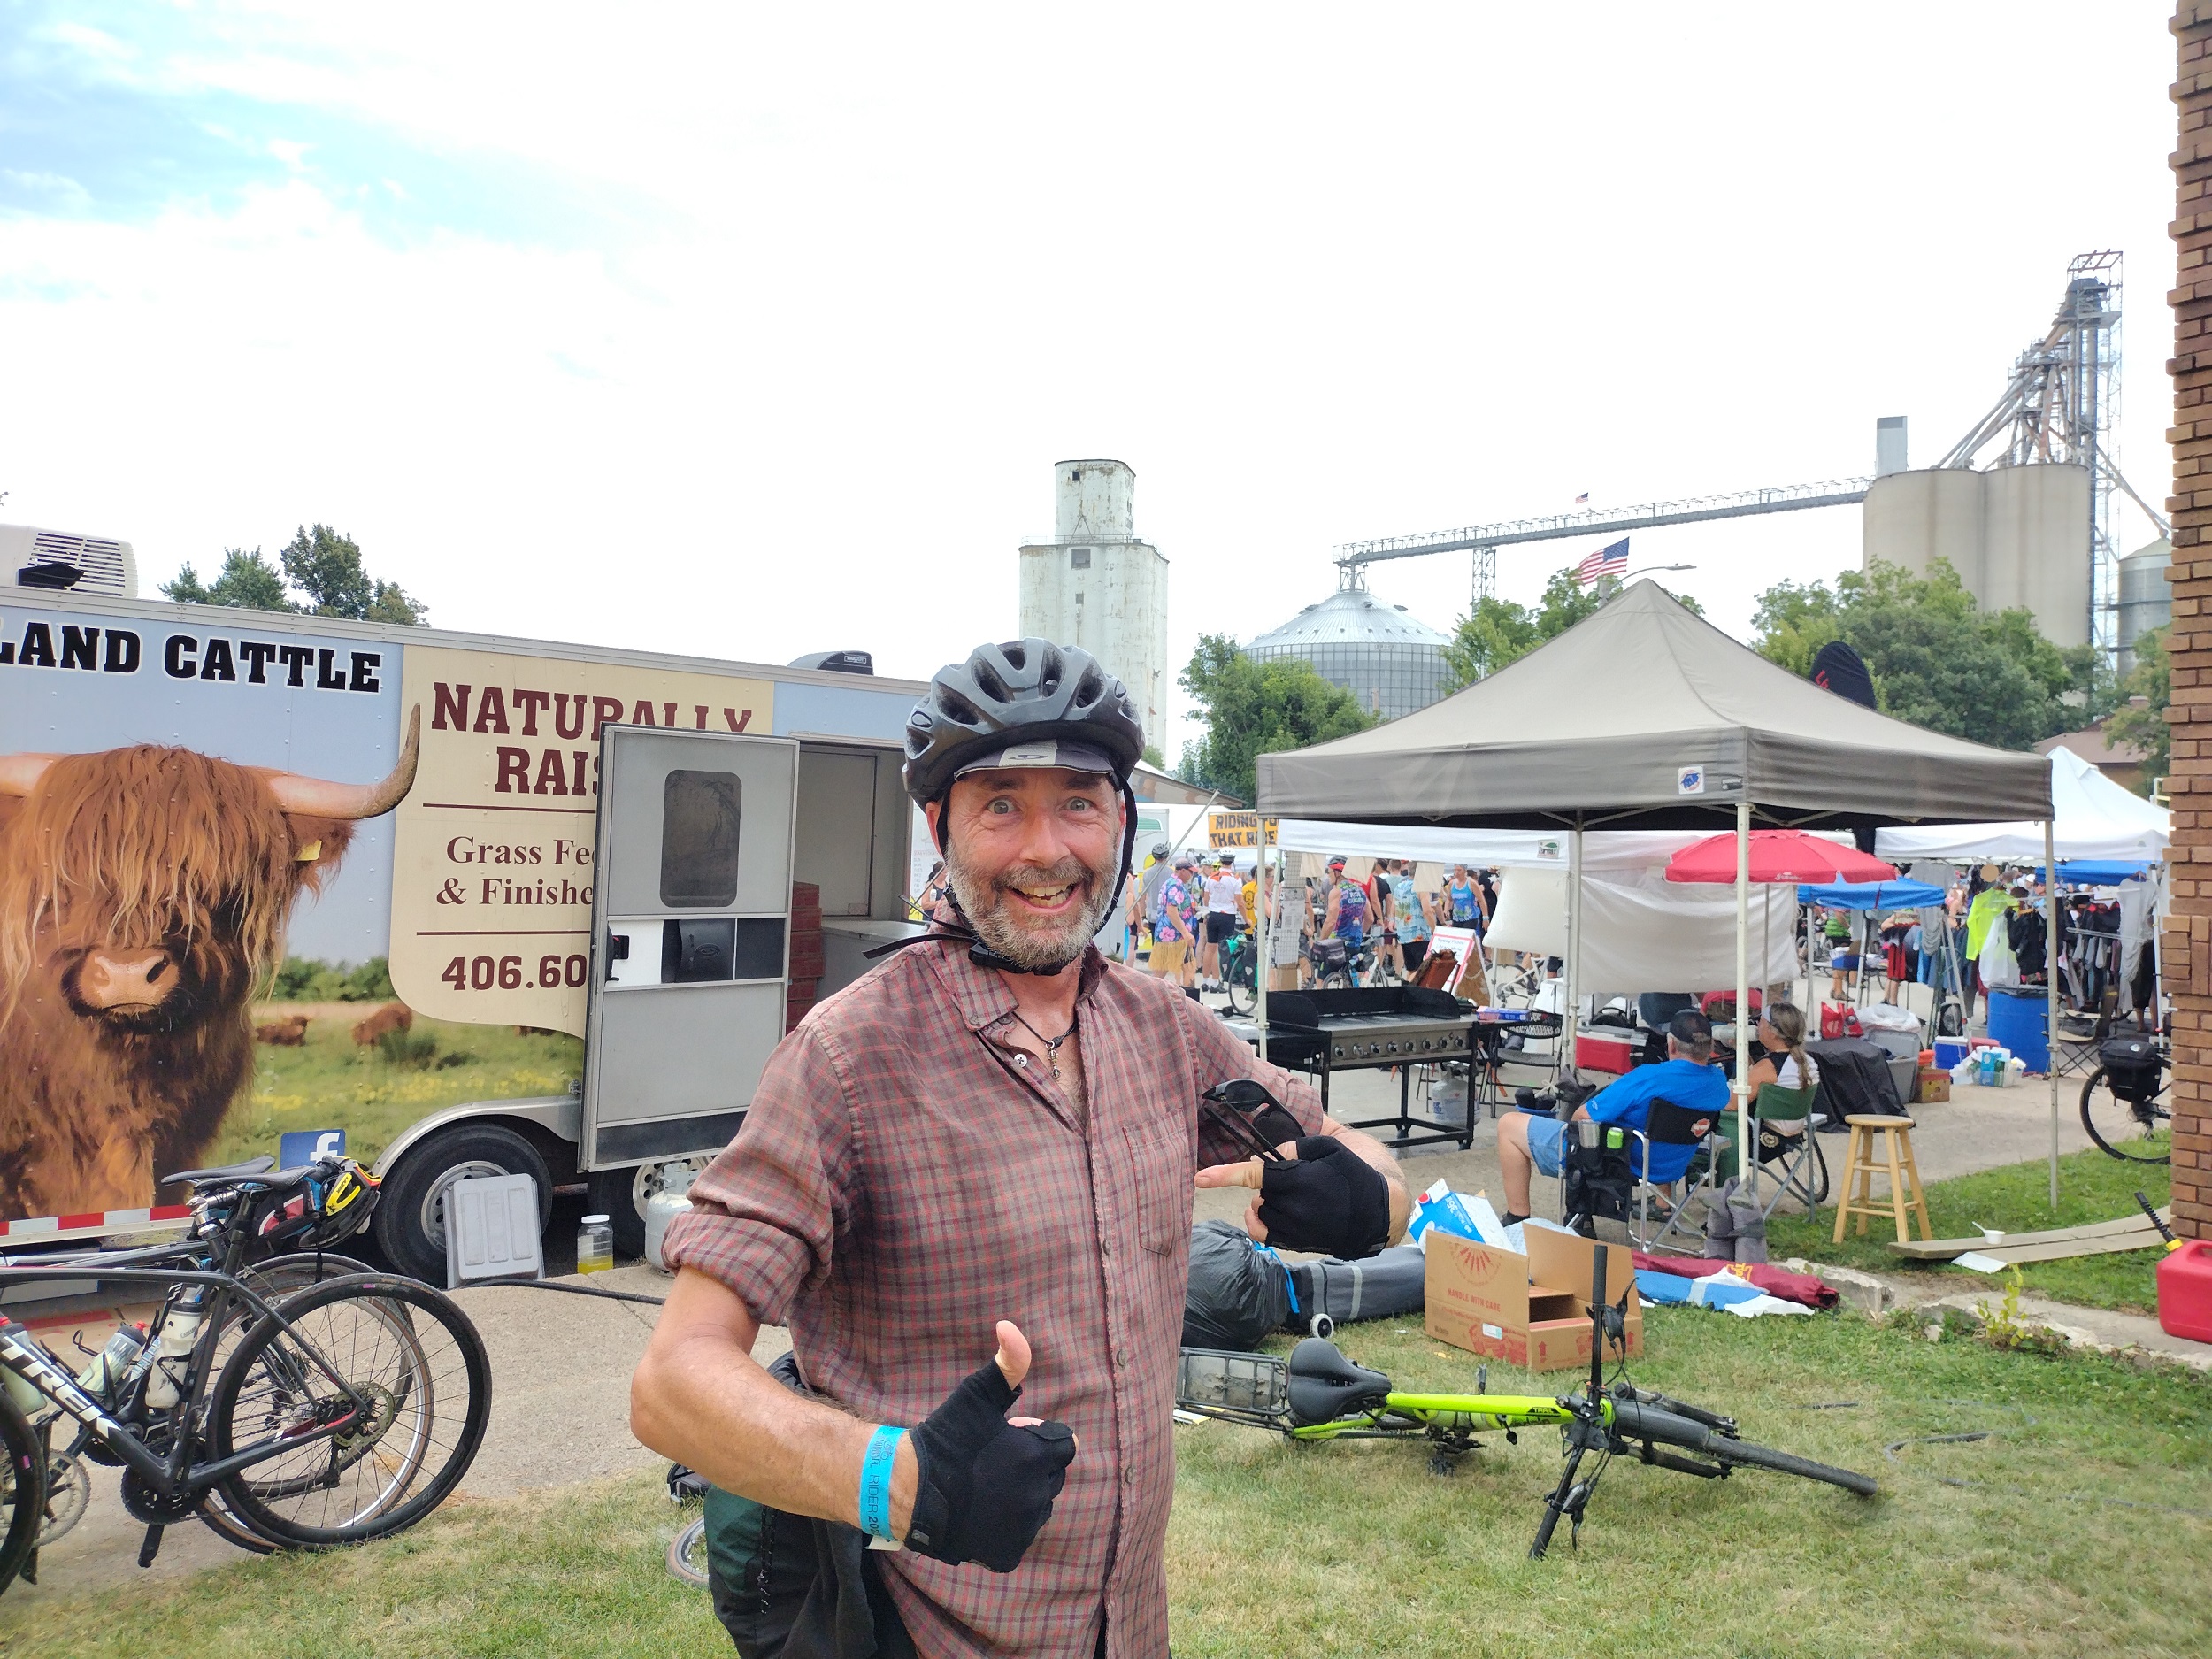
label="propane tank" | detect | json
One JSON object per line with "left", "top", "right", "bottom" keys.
{"left": 644, "top": 1164, "right": 701, "bottom": 1273}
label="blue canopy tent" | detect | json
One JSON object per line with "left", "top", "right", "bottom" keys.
{"left": 2037, "top": 861, "right": 2151, "bottom": 887}
{"left": 1795, "top": 879, "right": 1947, "bottom": 910}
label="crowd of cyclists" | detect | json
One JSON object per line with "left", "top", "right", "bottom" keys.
{"left": 1121, "top": 844, "right": 1500, "bottom": 995}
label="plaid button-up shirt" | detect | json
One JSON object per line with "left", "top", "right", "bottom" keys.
{"left": 661, "top": 938, "right": 1324, "bottom": 1659}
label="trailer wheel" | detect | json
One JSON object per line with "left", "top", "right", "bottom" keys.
{"left": 373, "top": 1124, "right": 554, "bottom": 1283}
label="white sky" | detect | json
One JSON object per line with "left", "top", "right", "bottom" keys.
{"left": 0, "top": 3, "right": 2181, "bottom": 758}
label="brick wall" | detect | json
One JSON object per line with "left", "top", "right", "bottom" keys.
{"left": 2169, "top": 4, "right": 2212, "bottom": 1236}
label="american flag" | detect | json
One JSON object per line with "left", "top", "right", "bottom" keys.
{"left": 1574, "top": 492, "right": 1589, "bottom": 505}
{"left": 1576, "top": 538, "right": 1629, "bottom": 586}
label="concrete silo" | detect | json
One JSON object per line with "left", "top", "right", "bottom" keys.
{"left": 1016, "top": 460, "right": 1171, "bottom": 741}
{"left": 1861, "top": 462, "right": 2092, "bottom": 648}
{"left": 2116, "top": 537, "right": 2172, "bottom": 677}
{"left": 1245, "top": 573, "right": 1453, "bottom": 722}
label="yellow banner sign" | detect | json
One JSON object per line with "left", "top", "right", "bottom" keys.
{"left": 1208, "top": 811, "right": 1279, "bottom": 849}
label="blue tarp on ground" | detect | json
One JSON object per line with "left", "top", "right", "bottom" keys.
{"left": 1795, "top": 879, "right": 1947, "bottom": 910}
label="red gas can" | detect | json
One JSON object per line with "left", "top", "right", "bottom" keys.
{"left": 2156, "top": 1239, "right": 2212, "bottom": 1345}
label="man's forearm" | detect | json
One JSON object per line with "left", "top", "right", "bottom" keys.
{"left": 631, "top": 1272, "right": 917, "bottom": 1535}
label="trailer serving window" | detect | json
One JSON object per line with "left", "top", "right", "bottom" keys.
{"left": 660, "top": 769, "right": 742, "bottom": 906}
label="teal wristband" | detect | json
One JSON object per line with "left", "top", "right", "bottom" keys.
{"left": 859, "top": 1425, "right": 906, "bottom": 1541}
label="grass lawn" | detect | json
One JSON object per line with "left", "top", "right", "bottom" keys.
{"left": 202, "top": 1011, "right": 583, "bottom": 1171}
{"left": 15, "top": 1309, "right": 2209, "bottom": 1659}
{"left": 1764, "top": 1141, "right": 2172, "bottom": 1317}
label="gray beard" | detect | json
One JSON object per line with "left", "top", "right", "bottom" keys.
{"left": 947, "top": 849, "right": 1119, "bottom": 971}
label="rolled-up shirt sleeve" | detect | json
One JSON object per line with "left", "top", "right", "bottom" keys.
{"left": 659, "top": 1024, "right": 854, "bottom": 1329}
{"left": 1181, "top": 998, "right": 1326, "bottom": 1166}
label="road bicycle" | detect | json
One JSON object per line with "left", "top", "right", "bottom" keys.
{"left": 1176, "top": 1243, "right": 1878, "bottom": 1557}
{"left": 0, "top": 1152, "right": 490, "bottom": 1593}
{"left": 2078, "top": 1035, "right": 2171, "bottom": 1164}
{"left": 1220, "top": 927, "right": 1259, "bottom": 1015}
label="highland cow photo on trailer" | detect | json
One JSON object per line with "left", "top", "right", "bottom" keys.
{"left": 0, "top": 587, "right": 932, "bottom": 1278}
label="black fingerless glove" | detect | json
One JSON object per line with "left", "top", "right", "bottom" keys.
{"left": 904, "top": 1358, "right": 1076, "bottom": 1572}
{"left": 1257, "top": 1136, "right": 1391, "bottom": 1259}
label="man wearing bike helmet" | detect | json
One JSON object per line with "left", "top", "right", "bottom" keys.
{"left": 634, "top": 639, "right": 1409, "bottom": 1659}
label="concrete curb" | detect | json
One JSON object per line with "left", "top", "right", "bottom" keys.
{"left": 1783, "top": 1256, "right": 2212, "bottom": 1374}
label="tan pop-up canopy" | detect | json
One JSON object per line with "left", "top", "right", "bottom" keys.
{"left": 1255, "top": 580, "right": 2053, "bottom": 832}
{"left": 1251, "top": 580, "right": 2064, "bottom": 1205}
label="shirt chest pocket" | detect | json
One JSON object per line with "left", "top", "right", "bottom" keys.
{"left": 1118, "top": 1114, "right": 1191, "bottom": 1256}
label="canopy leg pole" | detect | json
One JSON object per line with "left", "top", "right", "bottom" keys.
{"left": 1735, "top": 798, "right": 1753, "bottom": 1193}
{"left": 1563, "top": 823, "right": 1582, "bottom": 1084}
{"left": 2046, "top": 818, "right": 2059, "bottom": 1210}
{"left": 1256, "top": 817, "right": 1271, "bottom": 1066}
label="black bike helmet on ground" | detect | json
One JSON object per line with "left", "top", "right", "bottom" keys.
{"left": 903, "top": 639, "right": 1145, "bottom": 806}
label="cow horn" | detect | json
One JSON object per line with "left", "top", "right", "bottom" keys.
{"left": 0, "top": 754, "right": 60, "bottom": 798}
{"left": 265, "top": 704, "right": 421, "bottom": 820}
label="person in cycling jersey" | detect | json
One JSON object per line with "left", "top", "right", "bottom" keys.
{"left": 634, "top": 638, "right": 1408, "bottom": 1659}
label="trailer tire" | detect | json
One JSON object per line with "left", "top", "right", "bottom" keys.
{"left": 373, "top": 1124, "right": 554, "bottom": 1283}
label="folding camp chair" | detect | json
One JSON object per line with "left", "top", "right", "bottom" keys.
{"left": 1747, "top": 1081, "right": 1827, "bottom": 1224}
{"left": 1630, "top": 1099, "right": 1726, "bottom": 1253}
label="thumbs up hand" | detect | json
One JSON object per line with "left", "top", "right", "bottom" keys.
{"left": 901, "top": 1320, "right": 1079, "bottom": 1572}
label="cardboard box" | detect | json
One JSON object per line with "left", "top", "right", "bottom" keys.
{"left": 1916, "top": 1066, "right": 1951, "bottom": 1103}
{"left": 1424, "top": 1225, "right": 1643, "bottom": 1371}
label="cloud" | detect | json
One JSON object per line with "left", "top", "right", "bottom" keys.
{"left": 0, "top": 1, "right": 2183, "bottom": 760}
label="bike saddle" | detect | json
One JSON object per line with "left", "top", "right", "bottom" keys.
{"left": 1286, "top": 1338, "right": 1391, "bottom": 1426}
{"left": 159, "top": 1156, "right": 319, "bottom": 1194}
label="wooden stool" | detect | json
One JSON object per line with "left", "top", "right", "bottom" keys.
{"left": 1832, "top": 1114, "right": 1932, "bottom": 1244}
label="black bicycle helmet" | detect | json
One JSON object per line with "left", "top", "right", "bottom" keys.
{"left": 903, "top": 639, "right": 1145, "bottom": 808}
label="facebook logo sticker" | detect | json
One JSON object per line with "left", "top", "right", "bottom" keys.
{"left": 1677, "top": 765, "right": 1704, "bottom": 795}
{"left": 280, "top": 1129, "right": 347, "bottom": 1167}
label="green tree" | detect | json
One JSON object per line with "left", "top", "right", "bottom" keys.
{"left": 1178, "top": 634, "right": 1378, "bottom": 802}
{"left": 1443, "top": 565, "right": 1697, "bottom": 691}
{"left": 282, "top": 524, "right": 428, "bottom": 623}
{"left": 161, "top": 548, "right": 296, "bottom": 612}
{"left": 2102, "top": 626, "right": 2170, "bottom": 791}
{"left": 1750, "top": 558, "right": 2092, "bottom": 751}
{"left": 165, "top": 526, "right": 428, "bottom": 623}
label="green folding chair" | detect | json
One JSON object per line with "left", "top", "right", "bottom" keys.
{"left": 1748, "top": 1080, "right": 1827, "bottom": 1222}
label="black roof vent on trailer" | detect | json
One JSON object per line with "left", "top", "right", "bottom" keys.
{"left": 15, "top": 560, "right": 84, "bottom": 590}
{"left": 788, "top": 650, "right": 874, "bottom": 676}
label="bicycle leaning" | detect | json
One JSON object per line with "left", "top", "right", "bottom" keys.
{"left": 1176, "top": 1242, "right": 1878, "bottom": 1558}
{"left": 2078, "top": 1033, "right": 2172, "bottom": 1165}
{"left": 0, "top": 1151, "right": 491, "bottom": 1594}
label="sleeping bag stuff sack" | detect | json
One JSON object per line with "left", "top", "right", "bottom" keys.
{"left": 1184, "top": 1220, "right": 1292, "bottom": 1349}
{"left": 1289, "top": 1245, "right": 1427, "bottom": 1328}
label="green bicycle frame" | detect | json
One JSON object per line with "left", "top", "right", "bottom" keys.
{"left": 1287, "top": 1391, "right": 1589, "bottom": 1440}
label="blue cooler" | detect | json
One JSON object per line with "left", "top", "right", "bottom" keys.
{"left": 1985, "top": 987, "right": 2049, "bottom": 1074}
{"left": 1932, "top": 1037, "right": 1973, "bottom": 1071}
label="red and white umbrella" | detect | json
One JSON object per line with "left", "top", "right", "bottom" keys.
{"left": 1663, "top": 828, "right": 1897, "bottom": 887}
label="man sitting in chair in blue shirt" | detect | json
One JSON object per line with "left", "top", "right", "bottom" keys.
{"left": 1496, "top": 1008, "right": 1730, "bottom": 1225}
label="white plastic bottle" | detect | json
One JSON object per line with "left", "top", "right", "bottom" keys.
{"left": 144, "top": 1303, "right": 204, "bottom": 1409}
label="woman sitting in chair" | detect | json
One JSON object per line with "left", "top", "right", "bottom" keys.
{"left": 1745, "top": 1002, "right": 1822, "bottom": 1136}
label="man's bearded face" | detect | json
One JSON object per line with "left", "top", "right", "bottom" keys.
{"left": 939, "top": 769, "right": 1122, "bottom": 971}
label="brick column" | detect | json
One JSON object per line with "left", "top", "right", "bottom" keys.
{"left": 2168, "top": 4, "right": 2212, "bottom": 1237}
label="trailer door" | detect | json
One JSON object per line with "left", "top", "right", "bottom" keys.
{"left": 581, "top": 725, "right": 797, "bottom": 1170}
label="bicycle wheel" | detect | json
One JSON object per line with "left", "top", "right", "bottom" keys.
{"left": 668, "top": 1517, "right": 710, "bottom": 1586}
{"left": 0, "top": 1390, "right": 43, "bottom": 1596}
{"left": 2078, "top": 1069, "right": 2172, "bottom": 1164}
{"left": 209, "top": 1274, "right": 489, "bottom": 1547}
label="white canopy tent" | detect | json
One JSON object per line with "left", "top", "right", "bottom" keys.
{"left": 1876, "top": 747, "right": 2168, "bottom": 864}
